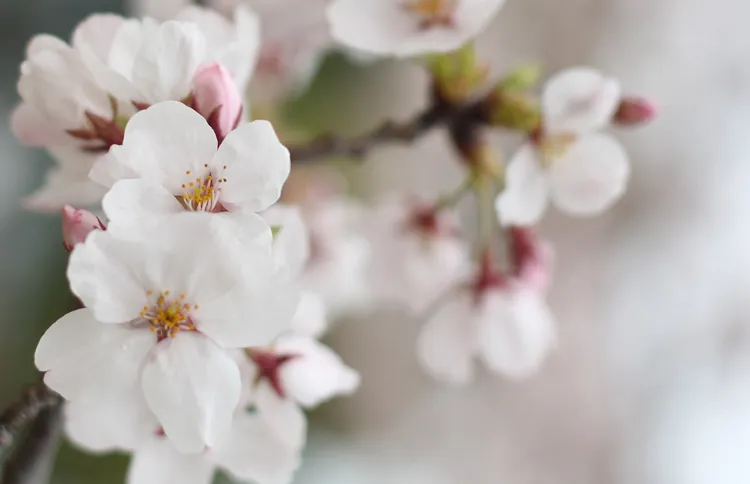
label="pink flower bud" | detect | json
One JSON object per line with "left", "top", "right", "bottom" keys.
{"left": 192, "top": 62, "right": 243, "bottom": 143}
{"left": 62, "top": 205, "right": 105, "bottom": 252}
{"left": 613, "top": 96, "right": 658, "bottom": 126}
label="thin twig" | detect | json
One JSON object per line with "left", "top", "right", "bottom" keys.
{"left": 288, "top": 93, "right": 491, "bottom": 163}
{"left": 1, "top": 402, "right": 63, "bottom": 484}
{"left": 0, "top": 383, "right": 60, "bottom": 454}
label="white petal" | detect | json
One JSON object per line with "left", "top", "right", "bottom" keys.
{"left": 131, "top": 21, "right": 206, "bottom": 103}
{"left": 416, "top": 293, "right": 477, "bottom": 385}
{"left": 214, "top": 120, "right": 291, "bottom": 213}
{"left": 327, "top": 0, "right": 416, "bottom": 56}
{"left": 198, "top": 281, "right": 299, "bottom": 349}
{"left": 35, "top": 308, "right": 153, "bottom": 401}
{"left": 254, "top": 384, "right": 307, "bottom": 450}
{"left": 548, "top": 134, "right": 629, "bottom": 216}
{"left": 477, "top": 288, "right": 556, "bottom": 380}
{"left": 10, "top": 103, "right": 73, "bottom": 147}
{"left": 542, "top": 67, "right": 621, "bottom": 134}
{"left": 140, "top": 333, "right": 240, "bottom": 453}
{"left": 494, "top": 144, "right": 549, "bottom": 226}
{"left": 65, "top": 397, "right": 158, "bottom": 453}
{"left": 290, "top": 291, "right": 328, "bottom": 338}
{"left": 99, "top": 102, "right": 217, "bottom": 193}
{"left": 72, "top": 13, "right": 125, "bottom": 63}
{"left": 67, "top": 230, "right": 149, "bottom": 323}
{"left": 213, "top": 412, "right": 302, "bottom": 484}
{"left": 102, "top": 179, "right": 184, "bottom": 237}
{"left": 127, "top": 437, "right": 215, "bottom": 484}
{"left": 276, "top": 336, "right": 360, "bottom": 408}
{"left": 24, "top": 154, "right": 108, "bottom": 212}
{"left": 262, "top": 204, "right": 310, "bottom": 281}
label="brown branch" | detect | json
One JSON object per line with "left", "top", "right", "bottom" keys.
{"left": 288, "top": 93, "right": 492, "bottom": 163}
{"left": 0, "top": 383, "right": 60, "bottom": 454}
{"left": 1, "top": 403, "right": 63, "bottom": 484}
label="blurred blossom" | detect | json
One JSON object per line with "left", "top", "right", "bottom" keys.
{"left": 61, "top": 205, "right": 105, "bottom": 252}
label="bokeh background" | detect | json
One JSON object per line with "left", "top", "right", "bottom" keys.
{"left": 3, "top": 0, "right": 750, "bottom": 483}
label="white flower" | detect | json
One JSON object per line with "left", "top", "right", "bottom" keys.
{"left": 90, "top": 101, "right": 291, "bottom": 263}
{"left": 365, "top": 196, "right": 470, "bottom": 314}
{"left": 65, "top": 396, "right": 301, "bottom": 484}
{"left": 495, "top": 67, "right": 629, "bottom": 226}
{"left": 327, "top": 0, "right": 506, "bottom": 58}
{"left": 35, "top": 215, "right": 297, "bottom": 453}
{"left": 417, "top": 229, "right": 556, "bottom": 384}
{"left": 242, "top": 334, "right": 360, "bottom": 448}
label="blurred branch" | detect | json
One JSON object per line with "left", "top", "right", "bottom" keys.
{"left": 0, "top": 383, "right": 60, "bottom": 454}
{"left": 288, "top": 92, "right": 491, "bottom": 163}
{"left": 1, "top": 403, "right": 63, "bottom": 484}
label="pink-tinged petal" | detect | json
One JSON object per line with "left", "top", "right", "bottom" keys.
{"left": 198, "top": 280, "right": 298, "bottom": 349}
{"left": 131, "top": 21, "right": 206, "bottom": 103}
{"left": 213, "top": 412, "right": 302, "bottom": 484}
{"left": 67, "top": 231, "right": 149, "bottom": 323}
{"left": 416, "top": 293, "right": 477, "bottom": 385}
{"left": 35, "top": 308, "right": 153, "bottom": 401}
{"left": 24, "top": 162, "right": 108, "bottom": 213}
{"left": 127, "top": 436, "right": 215, "bottom": 484}
{"left": 276, "top": 336, "right": 360, "bottom": 407}
{"left": 140, "top": 333, "right": 240, "bottom": 454}
{"left": 494, "top": 144, "right": 549, "bottom": 226}
{"left": 213, "top": 120, "right": 290, "bottom": 213}
{"left": 62, "top": 205, "right": 105, "bottom": 251}
{"left": 254, "top": 384, "right": 307, "bottom": 450}
{"left": 71, "top": 13, "right": 126, "bottom": 62}
{"left": 99, "top": 102, "right": 217, "bottom": 193}
{"left": 65, "top": 397, "right": 158, "bottom": 453}
{"left": 10, "top": 103, "right": 74, "bottom": 147}
{"left": 261, "top": 204, "right": 310, "bottom": 281}
{"left": 290, "top": 292, "right": 328, "bottom": 338}
{"left": 548, "top": 134, "right": 629, "bottom": 216}
{"left": 192, "top": 62, "right": 243, "bottom": 143}
{"left": 477, "top": 289, "right": 556, "bottom": 380}
{"left": 542, "top": 67, "right": 621, "bottom": 134}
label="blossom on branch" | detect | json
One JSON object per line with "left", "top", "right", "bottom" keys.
{"left": 35, "top": 214, "right": 298, "bottom": 453}
{"left": 495, "top": 67, "right": 630, "bottom": 226}
{"left": 327, "top": 0, "right": 507, "bottom": 57}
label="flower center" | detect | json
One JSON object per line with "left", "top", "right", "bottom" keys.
{"left": 139, "top": 290, "right": 198, "bottom": 341}
{"left": 178, "top": 165, "right": 227, "bottom": 212}
{"left": 538, "top": 133, "right": 576, "bottom": 167}
{"left": 403, "top": 0, "right": 457, "bottom": 29}
{"left": 246, "top": 348, "right": 299, "bottom": 398}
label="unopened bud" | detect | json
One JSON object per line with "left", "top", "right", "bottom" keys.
{"left": 62, "top": 205, "right": 105, "bottom": 252}
{"left": 612, "top": 97, "right": 658, "bottom": 126}
{"left": 489, "top": 91, "right": 541, "bottom": 132}
{"left": 192, "top": 62, "right": 243, "bottom": 143}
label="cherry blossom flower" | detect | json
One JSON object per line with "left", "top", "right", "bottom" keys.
{"left": 327, "top": 0, "right": 507, "bottom": 58}
{"left": 364, "top": 196, "right": 470, "bottom": 313}
{"left": 90, "top": 101, "right": 290, "bottom": 256}
{"left": 62, "top": 205, "right": 105, "bottom": 252}
{"left": 495, "top": 67, "right": 630, "bottom": 226}
{"left": 35, "top": 215, "right": 297, "bottom": 453}
{"left": 12, "top": 11, "right": 258, "bottom": 210}
{"left": 65, "top": 396, "right": 301, "bottom": 484}
{"left": 242, "top": 334, "right": 360, "bottom": 449}
{"left": 417, "top": 228, "right": 556, "bottom": 384}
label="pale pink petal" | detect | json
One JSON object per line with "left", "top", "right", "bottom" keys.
{"left": 62, "top": 205, "right": 105, "bottom": 251}
{"left": 290, "top": 291, "right": 328, "bottom": 338}
{"left": 254, "top": 384, "right": 307, "bottom": 450}
{"left": 548, "top": 134, "right": 629, "bottom": 216}
{"left": 262, "top": 204, "right": 310, "bottom": 281}
{"left": 71, "top": 13, "right": 125, "bottom": 62}
{"left": 416, "top": 293, "right": 477, "bottom": 385}
{"left": 276, "top": 336, "right": 360, "bottom": 407}
{"left": 477, "top": 289, "right": 556, "bottom": 380}
{"left": 192, "top": 62, "right": 243, "bottom": 142}
{"left": 127, "top": 437, "right": 215, "bottom": 484}
{"left": 327, "top": 0, "right": 416, "bottom": 56}
{"left": 494, "top": 144, "right": 549, "bottom": 226}
{"left": 35, "top": 308, "right": 153, "bottom": 401}
{"left": 542, "top": 67, "right": 621, "bottom": 134}
{"left": 140, "top": 333, "right": 240, "bottom": 454}
{"left": 24, "top": 166, "right": 108, "bottom": 213}
{"left": 10, "top": 103, "right": 73, "bottom": 147}
{"left": 213, "top": 412, "right": 301, "bottom": 484}
{"left": 213, "top": 120, "right": 290, "bottom": 213}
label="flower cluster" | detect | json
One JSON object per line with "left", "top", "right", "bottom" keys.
{"left": 9, "top": 0, "right": 658, "bottom": 482}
